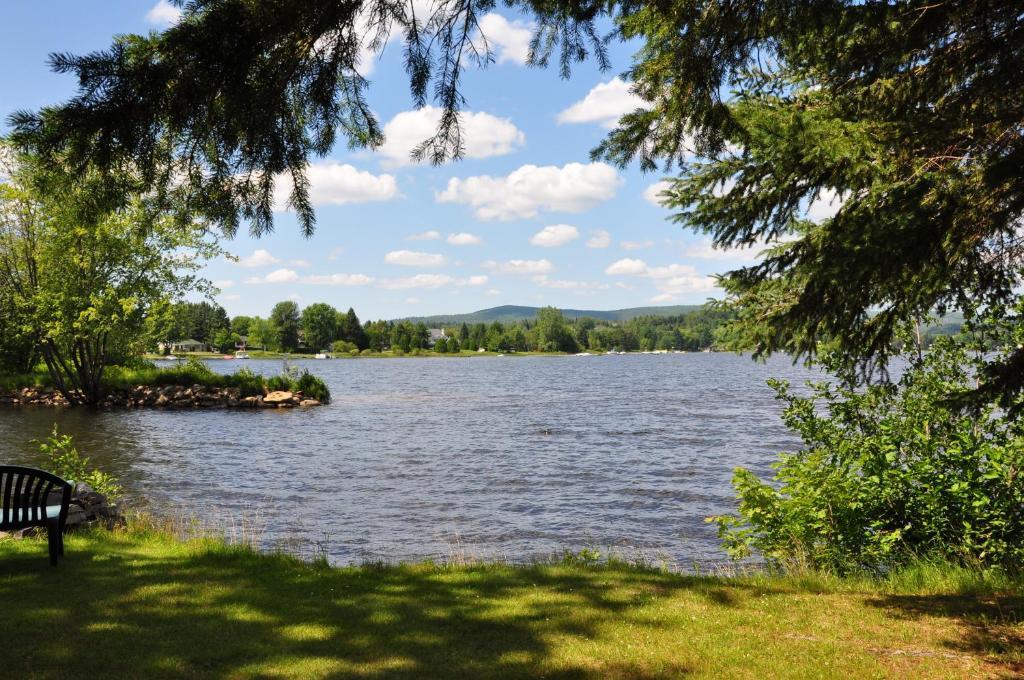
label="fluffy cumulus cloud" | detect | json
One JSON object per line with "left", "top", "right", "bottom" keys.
{"left": 643, "top": 180, "right": 673, "bottom": 207}
{"left": 482, "top": 259, "right": 554, "bottom": 275}
{"left": 530, "top": 224, "right": 579, "bottom": 247}
{"left": 234, "top": 249, "right": 280, "bottom": 268}
{"left": 476, "top": 13, "right": 533, "bottom": 65}
{"left": 407, "top": 230, "right": 441, "bottom": 241}
{"left": 586, "top": 229, "right": 611, "bottom": 248}
{"left": 274, "top": 162, "right": 398, "bottom": 211}
{"left": 213, "top": 280, "right": 235, "bottom": 290}
{"left": 146, "top": 0, "right": 181, "bottom": 25}
{"left": 447, "top": 232, "right": 482, "bottom": 246}
{"left": 302, "top": 273, "right": 375, "bottom": 286}
{"left": 377, "top": 106, "right": 525, "bottom": 167}
{"left": 378, "top": 274, "right": 488, "bottom": 290}
{"left": 246, "top": 268, "right": 299, "bottom": 284}
{"left": 384, "top": 250, "right": 447, "bottom": 267}
{"left": 557, "top": 78, "right": 646, "bottom": 128}
{"left": 604, "top": 258, "right": 648, "bottom": 276}
{"left": 437, "top": 162, "right": 622, "bottom": 220}
{"left": 604, "top": 258, "right": 717, "bottom": 300}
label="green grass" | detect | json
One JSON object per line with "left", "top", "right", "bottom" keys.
{"left": 2, "top": 527, "right": 1021, "bottom": 679}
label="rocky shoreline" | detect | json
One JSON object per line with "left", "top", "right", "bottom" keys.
{"left": 0, "top": 385, "right": 323, "bottom": 409}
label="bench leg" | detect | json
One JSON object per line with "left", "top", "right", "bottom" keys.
{"left": 46, "top": 519, "right": 60, "bottom": 566}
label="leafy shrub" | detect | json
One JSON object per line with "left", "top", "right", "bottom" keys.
{"left": 37, "top": 426, "right": 122, "bottom": 501}
{"left": 266, "top": 374, "right": 292, "bottom": 393}
{"left": 293, "top": 370, "right": 330, "bottom": 403}
{"left": 712, "top": 338, "right": 1024, "bottom": 574}
{"left": 331, "top": 340, "right": 357, "bottom": 354}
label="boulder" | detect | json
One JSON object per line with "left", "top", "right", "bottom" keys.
{"left": 263, "top": 390, "right": 294, "bottom": 405}
{"left": 299, "top": 399, "right": 321, "bottom": 407}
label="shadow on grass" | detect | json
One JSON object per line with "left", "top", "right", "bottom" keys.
{"left": 865, "top": 593, "right": 1024, "bottom": 677}
{"left": 0, "top": 536, "right": 724, "bottom": 679}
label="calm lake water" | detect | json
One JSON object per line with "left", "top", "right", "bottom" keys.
{"left": 0, "top": 354, "right": 821, "bottom": 565}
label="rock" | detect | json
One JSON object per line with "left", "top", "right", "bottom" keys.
{"left": 263, "top": 390, "right": 294, "bottom": 404}
{"left": 155, "top": 394, "right": 170, "bottom": 407}
{"left": 299, "top": 399, "right": 321, "bottom": 407}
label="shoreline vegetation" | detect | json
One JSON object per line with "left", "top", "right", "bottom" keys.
{"left": 0, "top": 360, "right": 330, "bottom": 408}
{"left": 1, "top": 519, "right": 1021, "bottom": 678}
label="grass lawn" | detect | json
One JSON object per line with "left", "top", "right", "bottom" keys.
{"left": 1, "top": 529, "right": 1021, "bottom": 678}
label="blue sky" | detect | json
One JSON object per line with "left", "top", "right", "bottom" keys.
{"left": 0, "top": 1, "right": 809, "bottom": 320}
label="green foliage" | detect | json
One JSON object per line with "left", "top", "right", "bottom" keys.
{"left": 330, "top": 340, "right": 357, "bottom": 354}
{"left": 294, "top": 371, "right": 330, "bottom": 403}
{"left": 301, "top": 303, "right": 338, "bottom": 352}
{"left": 0, "top": 144, "right": 221, "bottom": 405}
{"left": 37, "top": 426, "right": 122, "bottom": 501}
{"left": 270, "top": 301, "right": 301, "bottom": 352}
{"left": 713, "top": 339, "right": 1024, "bottom": 574}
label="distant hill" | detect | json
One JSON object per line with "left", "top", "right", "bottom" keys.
{"left": 397, "top": 304, "right": 703, "bottom": 326}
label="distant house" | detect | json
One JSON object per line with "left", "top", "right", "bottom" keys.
{"left": 168, "top": 339, "right": 209, "bottom": 353}
{"left": 235, "top": 335, "right": 249, "bottom": 350}
{"left": 427, "top": 328, "right": 447, "bottom": 347}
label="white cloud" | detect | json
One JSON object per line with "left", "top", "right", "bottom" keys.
{"left": 407, "top": 230, "right": 441, "bottom": 241}
{"left": 234, "top": 249, "right": 280, "bottom": 268}
{"left": 476, "top": 13, "right": 533, "bottom": 65}
{"left": 605, "top": 258, "right": 718, "bottom": 298}
{"left": 806, "top": 188, "right": 846, "bottom": 222}
{"left": 533, "top": 275, "right": 610, "bottom": 291}
{"left": 621, "top": 240, "right": 655, "bottom": 250}
{"left": 557, "top": 78, "right": 646, "bottom": 128}
{"left": 530, "top": 224, "right": 579, "bottom": 247}
{"left": 146, "top": 0, "right": 181, "bottom": 25}
{"left": 604, "top": 258, "right": 648, "bottom": 275}
{"left": 643, "top": 180, "right": 673, "bottom": 207}
{"left": 273, "top": 162, "right": 398, "bottom": 211}
{"left": 221, "top": 293, "right": 241, "bottom": 301}
{"left": 482, "top": 259, "right": 554, "bottom": 275}
{"left": 447, "top": 232, "right": 482, "bottom": 246}
{"left": 213, "top": 280, "right": 235, "bottom": 290}
{"left": 437, "top": 162, "right": 621, "bottom": 220}
{"left": 586, "top": 229, "right": 611, "bottom": 248}
{"left": 485, "top": 288, "right": 501, "bottom": 296}
{"left": 682, "top": 239, "right": 762, "bottom": 264}
{"left": 289, "top": 259, "right": 312, "bottom": 268}
{"left": 302, "top": 273, "right": 375, "bottom": 286}
{"left": 384, "top": 250, "right": 447, "bottom": 267}
{"left": 246, "top": 268, "right": 299, "bottom": 284}
{"left": 378, "top": 273, "right": 485, "bottom": 290}
{"left": 378, "top": 106, "right": 525, "bottom": 167}
{"left": 327, "top": 247, "right": 345, "bottom": 261}
{"left": 406, "top": 297, "right": 421, "bottom": 304}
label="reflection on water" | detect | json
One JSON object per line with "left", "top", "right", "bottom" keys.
{"left": 0, "top": 354, "right": 819, "bottom": 564}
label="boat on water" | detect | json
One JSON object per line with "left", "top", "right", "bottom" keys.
{"left": 234, "top": 351, "right": 250, "bottom": 359}
{"left": 574, "top": 352, "right": 593, "bottom": 356}
{"left": 314, "top": 353, "right": 331, "bottom": 359}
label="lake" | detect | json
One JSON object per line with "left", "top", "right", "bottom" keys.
{"left": 0, "top": 353, "right": 821, "bottom": 566}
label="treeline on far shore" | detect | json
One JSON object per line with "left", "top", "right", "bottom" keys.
{"left": 157, "top": 301, "right": 739, "bottom": 355}
{"left": 160, "top": 299, "right": 969, "bottom": 357}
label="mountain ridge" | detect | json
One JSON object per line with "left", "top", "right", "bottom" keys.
{"left": 396, "top": 304, "right": 703, "bottom": 325}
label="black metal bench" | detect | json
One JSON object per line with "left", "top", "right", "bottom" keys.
{"left": 1, "top": 465, "right": 73, "bottom": 566}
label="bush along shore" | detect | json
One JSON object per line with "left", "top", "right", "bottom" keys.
{"left": 0, "top": 361, "right": 330, "bottom": 409}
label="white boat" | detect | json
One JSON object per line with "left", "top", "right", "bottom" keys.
{"left": 314, "top": 353, "right": 331, "bottom": 359}
{"left": 234, "top": 351, "right": 250, "bottom": 359}
{"left": 574, "top": 352, "right": 593, "bottom": 356}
